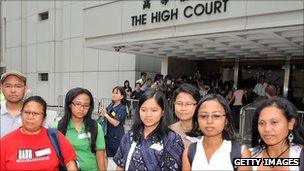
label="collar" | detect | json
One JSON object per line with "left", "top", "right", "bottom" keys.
{"left": 1, "top": 102, "right": 22, "bottom": 116}
{"left": 67, "top": 120, "right": 85, "bottom": 131}
{"left": 1, "top": 102, "right": 8, "bottom": 115}
{"left": 201, "top": 136, "right": 231, "bottom": 153}
{"left": 217, "top": 139, "right": 232, "bottom": 153}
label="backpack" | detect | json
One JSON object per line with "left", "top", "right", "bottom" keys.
{"left": 187, "top": 141, "right": 241, "bottom": 171}
{"left": 47, "top": 128, "right": 67, "bottom": 171}
{"left": 300, "top": 147, "right": 304, "bottom": 170}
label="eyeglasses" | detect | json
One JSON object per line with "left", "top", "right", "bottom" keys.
{"left": 198, "top": 112, "right": 226, "bottom": 121}
{"left": 22, "top": 110, "right": 44, "bottom": 117}
{"left": 175, "top": 102, "right": 196, "bottom": 108}
{"left": 3, "top": 83, "right": 25, "bottom": 89}
{"left": 72, "top": 102, "right": 90, "bottom": 109}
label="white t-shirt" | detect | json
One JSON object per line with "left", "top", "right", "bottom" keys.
{"left": 191, "top": 137, "right": 234, "bottom": 170}
{"left": 253, "top": 83, "right": 268, "bottom": 96}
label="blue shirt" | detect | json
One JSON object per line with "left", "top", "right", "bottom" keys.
{"left": 1, "top": 102, "right": 22, "bottom": 137}
{"left": 106, "top": 103, "right": 127, "bottom": 138}
{"left": 114, "top": 130, "right": 184, "bottom": 171}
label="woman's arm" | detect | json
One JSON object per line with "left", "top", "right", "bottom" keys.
{"left": 116, "top": 166, "right": 124, "bottom": 171}
{"left": 182, "top": 146, "right": 191, "bottom": 171}
{"left": 104, "top": 113, "right": 120, "bottom": 126}
{"left": 229, "top": 94, "right": 235, "bottom": 104}
{"left": 66, "top": 160, "right": 78, "bottom": 171}
{"left": 96, "top": 150, "right": 107, "bottom": 171}
{"left": 99, "top": 108, "right": 120, "bottom": 126}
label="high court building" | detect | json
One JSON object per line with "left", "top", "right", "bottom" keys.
{"left": 0, "top": 0, "right": 303, "bottom": 107}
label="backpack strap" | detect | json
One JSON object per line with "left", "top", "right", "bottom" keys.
{"left": 300, "top": 146, "right": 304, "bottom": 170}
{"left": 230, "top": 141, "right": 242, "bottom": 171}
{"left": 48, "top": 128, "right": 64, "bottom": 164}
{"left": 187, "top": 142, "right": 198, "bottom": 167}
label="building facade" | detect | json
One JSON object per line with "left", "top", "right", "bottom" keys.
{"left": 0, "top": 1, "right": 161, "bottom": 105}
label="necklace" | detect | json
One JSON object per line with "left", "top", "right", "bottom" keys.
{"left": 179, "top": 122, "right": 191, "bottom": 132}
{"left": 265, "top": 146, "right": 290, "bottom": 168}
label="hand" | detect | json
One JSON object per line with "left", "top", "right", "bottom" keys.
{"left": 99, "top": 108, "right": 107, "bottom": 117}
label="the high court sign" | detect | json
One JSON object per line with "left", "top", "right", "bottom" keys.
{"left": 131, "top": 0, "right": 229, "bottom": 26}
{"left": 84, "top": 0, "right": 303, "bottom": 48}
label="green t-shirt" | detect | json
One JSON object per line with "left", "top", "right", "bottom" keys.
{"left": 52, "top": 121, "right": 106, "bottom": 171}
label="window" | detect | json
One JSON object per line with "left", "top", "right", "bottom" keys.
{"left": 39, "top": 11, "right": 49, "bottom": 21}
{"left": 38, "top": 73, "right": 48, "bottom": 81}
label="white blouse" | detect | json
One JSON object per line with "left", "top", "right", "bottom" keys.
{"left": 192, "top": 137, "right": 234, "bottom": 171}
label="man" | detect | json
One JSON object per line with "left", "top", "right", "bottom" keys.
{"left": 131, "top": 83, "right": 144, "bottom": 117}
{"left": 136, "top": 72, "right": 147, "bottom": 86}
{"left": 1, "top": 71, "right": 28, "bottom": 137}
{"left": 265, "top": 83, "right": 277, "bottom": 99}
{"left": 131, "top": 83, "right": 144, "bottom": 101}
{"left": 253, "top": 75, "right": 268, "bottom": 99}
{"left": 141, "top": 78, "right": 152, "bottom": 92}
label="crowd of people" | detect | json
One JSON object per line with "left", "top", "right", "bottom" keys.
{"left": 1, "top": 70, "right": 304, "bottom": 170}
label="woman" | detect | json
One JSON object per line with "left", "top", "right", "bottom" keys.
{"left": 170, "top": 83, "right": 201, "bottom": 147}
{"left": 113, "top": 90, "right": 184, "bottom": 170}
{"left": 56, "top": 87, "right": 106, "bottom": 171}
{"left": 197, "top": 81, "right": 209, "bottom": 97}
{"left": 99, "top": 86, "right": 127, "bottom": 157}
{"left": 1, "top": 96, "right": 77, "bottom": 170}
{"left": 123, "top": 80, "right": 132, "bottom": 115}
{"left": 229, "top": 82, "right": 246, "bottom": 131}
{"left": 251, "top": 97, "right": 304, "bottom": 170}
{"left": 182, "top": 93, "right": 251, "bottom": 171}
{"left": 123, "top": 80, "right": 132, "bottom": 100}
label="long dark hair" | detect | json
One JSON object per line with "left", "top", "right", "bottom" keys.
{"left": 22, "top": 96, "right": 47, "bottom": 119}
{"left": 112, "top": 86, "right": 127, "bottom": 105}
{"left": 131, "top": 90, "right": 173, "bottom": 143}
{"left": 187, "top": 93, "right": 236, "bottom": 140}
{"left": 58, "top": 87, "right": 97, "bottom": 153}
{"left": 252, "top": 97, "right": 304, "bottom": 151}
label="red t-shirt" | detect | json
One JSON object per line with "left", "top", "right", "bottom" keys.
{"left": 1, "top": 127, "right": 77, "bottom": 171}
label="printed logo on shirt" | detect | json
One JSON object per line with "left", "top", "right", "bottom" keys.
{"left": 17, "top": 148, "right": 51, "bottom": 162}
{"left": 111, "top": 111, "right": 116, "bottom": 117}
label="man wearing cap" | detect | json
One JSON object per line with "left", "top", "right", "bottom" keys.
{"left": 1, "top": 71, "right": 28, "bottom": 137}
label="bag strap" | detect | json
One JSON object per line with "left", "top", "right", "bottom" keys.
{"left": 125, "top": 141, "right": 137, "bottom": 171}
{"left": 187, "top": 142, "right": 197, "bottom": 167}
{"left": 48, "top": 128, "right": 64, "bottom": 163}
{"left": 230, "top": 141, "right": 241, "bottom": 171}
{"left": 300, "top": 146, "right": 304, "bottom": 170}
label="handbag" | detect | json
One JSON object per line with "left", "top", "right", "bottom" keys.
{"left": 48, "top": 128, "right": 67, "bottom": 171}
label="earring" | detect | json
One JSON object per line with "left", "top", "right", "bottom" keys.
{"left": 258, "top": 138, "right": 261, "bottom": 144}
{"left": 288, "top": 132, "right": 294, "bottom": 144}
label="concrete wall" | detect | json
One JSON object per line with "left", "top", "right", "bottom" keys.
{"left": 1, "top": 1, "right": 160, "bottom": 105}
